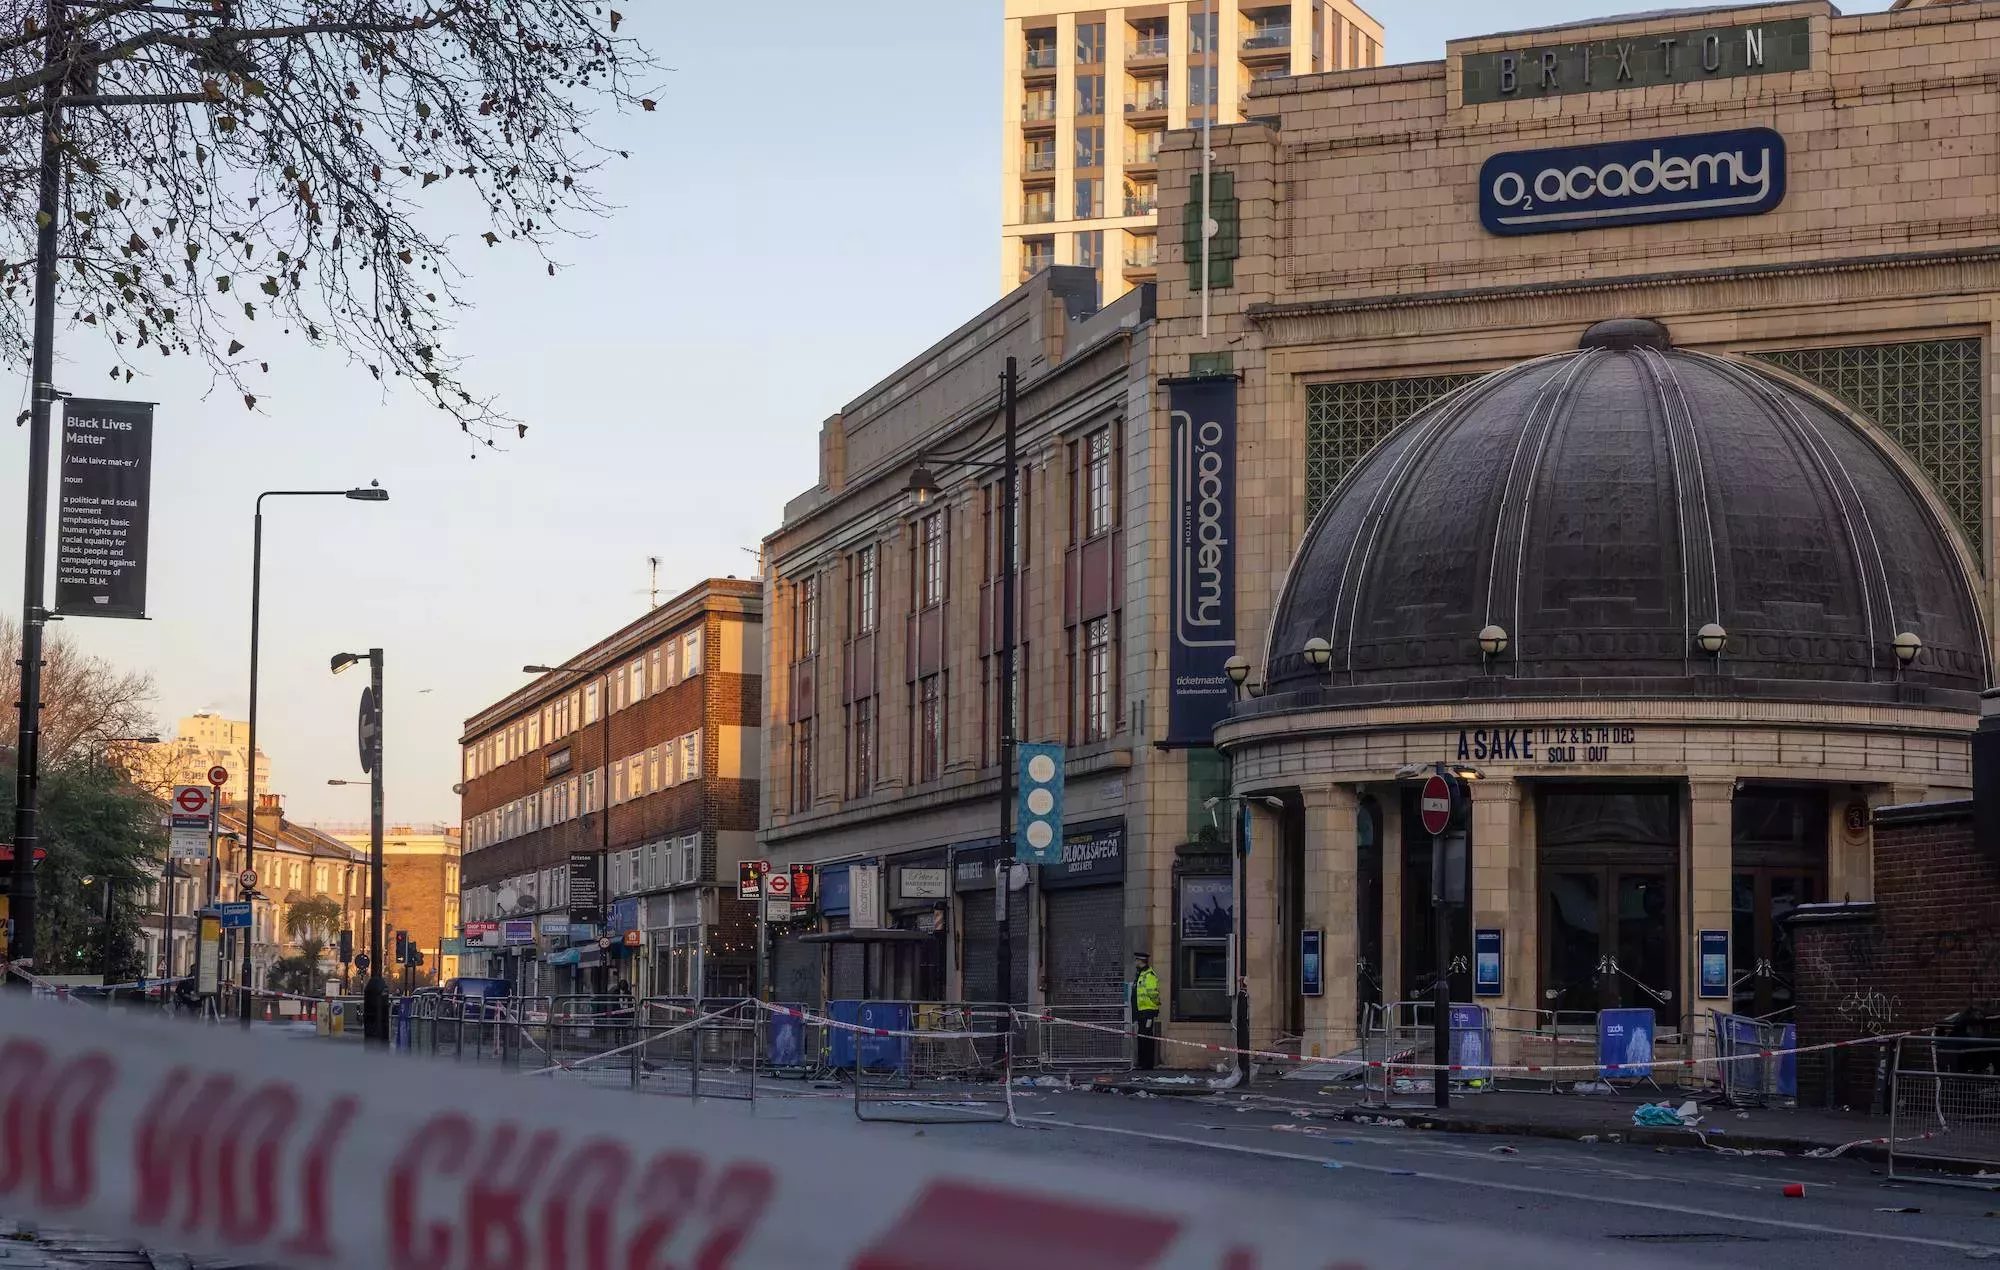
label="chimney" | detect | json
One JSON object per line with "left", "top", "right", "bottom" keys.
{"left": 254, "top": 793, "right": 285, "bottom": 836}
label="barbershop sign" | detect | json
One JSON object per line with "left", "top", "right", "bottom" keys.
{"left": 1457, "top": 725, "right": 1637, "bottom": 766}
{"left": 1479, "top": 128, "right": 1785, "bottom": 236}
{"left": 1461, "top": 17, "right": 1809, "bottom": 104}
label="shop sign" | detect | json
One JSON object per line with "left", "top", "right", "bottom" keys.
{"left": 608, "top": 896, "right": 640, "bottom": 935}
{"left": 1042, "top": 822, "right": 1126, "bottom": 891}
{"left": 1460, "top": 18, "right": 1809, "bottom": 104}
{"left": 538, "top": 916, "right": 570, "bottom": 938}
{"left": 899, "top": 867, "right": 948, "bottom": 901}
{"left": 1455, "top": 724, "right": 1637, "bottom": 765}
{"left": 622, "top": 929, "right": 643, "bottom": 948}
{"left": 1166, "top": 378, "right": 1237, "bottom": 745}
{"left": 851, "top": 863, "right": 882, "bottom": 929}
{"left": 1479, "top": 129, "right": 1785, "bottom": 237}
{"left": 463, "top": 920, "right": 501, "bottom": 949}
{"left": 502, "top": 918, "right": 535, "bottom": 946}
{"left": 952, "top": 842, "right": 1002, "bottom": 891}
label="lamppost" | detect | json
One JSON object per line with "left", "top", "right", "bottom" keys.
{"left": 1223, "top": 654, "right": 1253, "bottom": 1080}
{"left": 904, "top": 356, "right": 1020, "bottom": 1002}
{"left": 239, "top": 484, "right": 387, "bottom": 1025}
{"left": 79, "top": 875, "right": 114, "bottom": 979}
{"left": 332, "top": 650, "right": 387, "bottom": 1044}
{"left": 524, "top": 661, "right": 612, "bottom": 995}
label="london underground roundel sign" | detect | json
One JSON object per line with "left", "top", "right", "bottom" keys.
{"left": 1419, "top": 773, "right": 1452, "bottom": 836}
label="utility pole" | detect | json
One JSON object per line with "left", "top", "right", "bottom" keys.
{"left": 7, "top": 1, "right": 67, "bottom": 989}
{"left": 366, "top": 650, "right": 387, "bottom": 1044}
{"left": 995, "top": 358, "right": 1019, "bottom": 1005}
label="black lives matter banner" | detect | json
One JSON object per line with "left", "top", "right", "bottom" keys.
{"left": 55, "top": 398, "right": 153, "bottom": 619}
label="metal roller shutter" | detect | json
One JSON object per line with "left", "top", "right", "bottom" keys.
{"left": 772, "top": 934, "right": 821, "bottom": 1008}
{"left": 959, "top": 887, "right": 1029, "bottom": 1004}
{"left": 825, "top": 916, "right": 864, "bottom": 1000}
{"left": 1044, "top": 885, "right": 1125, "bottom": 1004}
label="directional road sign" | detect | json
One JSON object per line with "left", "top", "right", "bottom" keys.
{"left": 217, "top": 901, "right": 252, "bottom": 930}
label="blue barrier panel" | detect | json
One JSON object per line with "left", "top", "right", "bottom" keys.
{"left": 768, "top": 1004, "right": 807, "bottom": 1069}
{"left": 1598, "top": 1008, "right": 1656, "bottom": 1078}
{"left": 857, "top": 1001, "right": 910, "bottom": 1074}
{"left": 828, "top": 1000, "right": 861, "bottom": 1069}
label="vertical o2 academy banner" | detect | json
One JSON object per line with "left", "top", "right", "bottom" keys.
{"left": 55, "top": 398, "right": 153, "bottom": 618}
{"left": 1167, "top": 378, "right": 1236, "bottom": 744}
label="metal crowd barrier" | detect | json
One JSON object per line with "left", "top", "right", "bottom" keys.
{"left": 1028, "top": 1002, "right": 1133, "bottom": 1072}
{"left": 849, "top": 1001, "right": 1015, "bottom": 1125}
{"left": 1889, "top": 1034, "right": 2000, "bottom": 1183}
{"left": 1710, "top": 1010, "right": 1794, "bottom": 1107}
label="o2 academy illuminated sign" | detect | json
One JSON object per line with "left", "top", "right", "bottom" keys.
{"left": 1479, "top": 128, "right": 1785, "bottom": 236}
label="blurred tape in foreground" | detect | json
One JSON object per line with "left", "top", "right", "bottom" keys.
{"left": 0, "top": 997, "right": 1660, "bottom": 1269}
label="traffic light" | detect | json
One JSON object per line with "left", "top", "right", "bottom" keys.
{"left": 337, "top": 929, "right": 353, "bottom": 964}
{"left": 394, "top": 930, "right": 408, "bottom": 964}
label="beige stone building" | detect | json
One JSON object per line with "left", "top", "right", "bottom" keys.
{"left": 1001, "top": 0, "right": 1381, "bottom": 303}
{"left": 1134, "top": 0, "right": 2000, "bottom": 1065}
{"left": 133, "top": 713, "right": 270, "bottom": 808}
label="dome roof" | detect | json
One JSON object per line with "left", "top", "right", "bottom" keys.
{"left": 1262, "top": 320, "right": 1987, "bottom": 709}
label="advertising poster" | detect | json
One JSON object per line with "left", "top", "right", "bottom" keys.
{"left": 1598, "top": 1007, "right": 1656, "bottom": 1078}
{"left": 1165, "top": 378, "right": 1236, "bottom": 744}
{"left": 54, "top": 398, "right": 153, "bottom": 619}
{"left": 1474, "top": 928, "right": 1503, "bottom": 997}
{"left": 1449, "top": 1004, "right": 1491, "bottom": 1078}
{"left": 1179, "top": 875, "right": 1234, "bottom": 941}
{"left": 1300, "top": 929, "right": 1323, "bottom": 998}
{"left": 1699, "top": 929, "right": 1730, "bottom": 998}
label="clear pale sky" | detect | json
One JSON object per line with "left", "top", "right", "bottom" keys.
{"left": 0, "top": 1, "right": 1897, "bottom": 828}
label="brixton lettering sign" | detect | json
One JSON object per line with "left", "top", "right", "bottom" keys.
{"left": 1460, "top": 17, "right": 1809, "bottom": 104}
{"left": 1479, "top": 128, "right": 1785, "bottom": 236}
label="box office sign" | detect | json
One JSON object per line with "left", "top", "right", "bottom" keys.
{"left": 1166, "top": 378, "right": 1237, "bottom": 745}
{"left": 55, "top": 398, "right": 154, "bottom": 619}
{"left": 1479, "top": 128, "right": 1785, "bottom": 237}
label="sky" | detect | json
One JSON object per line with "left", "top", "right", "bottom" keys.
{"left": 0, "top": 1, "right": 1899, "bottom": 829}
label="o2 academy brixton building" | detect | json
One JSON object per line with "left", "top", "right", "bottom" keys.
{"left": 1147, "top": 0, "right": 2000, "bottom": 1063}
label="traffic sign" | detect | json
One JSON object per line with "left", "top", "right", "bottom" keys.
{"left": 206, "top": 765, "right": 229, "bottom": 788}
{"left": 217, "top": 901, "right": 252, "bottom": 930}
{"left": 357, "top": 686, "right": 381, "bottom": 774}
{"left": 173, "top": 785, "right": 213, "bottom": 816}
{"left": 1419, "top": 772, "right": 1453, "bottom": 836}
{"left": 353, "top": 952, "right": 370, "bottom": 973}
{"left": 237, "top": 869, "right": 257, "bottom": 892}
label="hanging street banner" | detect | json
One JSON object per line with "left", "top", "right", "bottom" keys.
{"left": 1166, "top": 378, "right": 1237, "bottom": 745}
{"left": 54, "top": 398, "right": 154, "bottom": 619}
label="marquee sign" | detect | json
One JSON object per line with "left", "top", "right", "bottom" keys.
{"left": 1479, "top": 128, "right": 1785, "bottom": 237}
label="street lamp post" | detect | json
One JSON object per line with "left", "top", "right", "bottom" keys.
{"left": 80, "top": 875, "right": 113, "bottom": 979}
{"left": 1223, "top": 655, "right": 1252, "bottom": 1083}
{"left": 241, "top": 485, "right": 387, "bottom": 1025}
{"left": 332, "top": 650, "right": 387, "bottom": 1044}
{"left": 904, "top": 357, "right": 1019, "bottom": 1002}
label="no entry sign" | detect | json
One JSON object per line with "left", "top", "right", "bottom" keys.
{"left": 1419, "top": 773, "right": 1453, "bottom": 836}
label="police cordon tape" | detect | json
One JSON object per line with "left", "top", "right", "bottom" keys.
{"left": 1015, "top": 1007, "right": 1916, "bottom": 1076}
{"left": 0, "top": 996, "right": 1668, "bottom": 1269}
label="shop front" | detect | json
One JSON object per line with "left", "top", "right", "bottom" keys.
{"left": 953, "top": 840, "right": 1029, "bottom": 1004}
{"left": 1040, "top": 820, "right": 1128, "bottom": 1005}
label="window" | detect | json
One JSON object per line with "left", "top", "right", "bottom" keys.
{"left": 793, "top": 719, "right": 815, "bottom": 812}
{"left": 1024, "top": 28, "right": 1056, "bottom": 70}
{"left": 629, "top": 658, "right": 646, "bottom": 704}
{"left": 681, "top": 731, "right": 701, "bottom": 781}
{"left": 1076, "top": 74, "right": 1104, "bottom": 117}
{"left": 850, "top": 697, "right": 874, "bottom": 798}
{"left": 1124, "top": 177, "right": 1157, "bottom": 217}
{"left": 1190, "top": 9, "right": 1217, "bottom": 53}
{"left": 1129, "top": 75, "right": 1168, "bottom": 112}
{"left": 1024, "top": 188, "right": 1055, "bottom": 224}
{"left": 853, "top": 544, "right": 878, "bottom": 634}
{"left": 612, "top": 671, "right": 627, "bottom": 712}
{"left": 1023, "top": 87, "right": 1056, "bottom": 122}
{"left": 628, "top": 754, "right": 645, "bottom": 797}
{"left": 1075, "top": 21, "right": 1103, "bottom": 65}
{"left": 648, "top": 647, "right": 663, "bottom": 696}
{"left": 1129, "top": 129, "right": 1162, "bottom": 166}
{"left": 676, "top": 835, "right": 698, "bottom": 885}
{"left": 985, "top": 648, "right": 1027, "bottom": 767}
{"left": 582, "top": 769, "right": 598, "bottom": 814}
{"left": 1076, "top": 230, "right": 1103, "bottom": 272}
{"left": 537, "top": 707, "right": 550, "bottom": 746}
{"left": 583, "top": 682, "right": 601, "bottom": 725}
{"left": 647, "top": 745, "right": 662, "bottom": 794}
{"left": 1189, "top": 65, "right": 1217, "bottom": 111}
{"left": 797, "top": 575, "right": 820, "bottom": 659}
{"left": 1085, "top": 427, "right": 1115, "bottom": 536}
{"left": 1080, "top": 616, "right": 1115, "bottom": 743}
{"left": 920, "top": 511, "right": 946, "bottom": 606}
{"left": 566, "top": 691, "right": 580, "bottom": 733}
{"left": 1074, "top": 126, "right": 1103, "bottom": 169}
{"left": 662, "top": 641, "right": 680, "bottom": 688}
{"left": 683, "top": 630, "right": 703, "bottom": 677}
{"left": 917, "top": 675, "right": 944, "bottom": 784}
{"left": 612, "top": 760, "right": 627, "bottom": 805}
{"left": 1075, "top": 178, "right": 1103, "bottom": 219}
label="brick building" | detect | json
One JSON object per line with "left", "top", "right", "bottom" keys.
{"left": 337, "top": 826, "right": 460, "bottom": 985}
{"left": 458, "top": 579, "right": 761, "bottom": 999}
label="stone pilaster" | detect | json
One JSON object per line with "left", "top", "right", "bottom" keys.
{"left": 1300, "top": 784, "right": 1360, "bottom": 1058}
{"left": 1688, "top": 779, "right": 1736, "bottom": 1021}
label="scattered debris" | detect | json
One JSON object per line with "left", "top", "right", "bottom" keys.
{"left": 1488, "top": 1145, "right": 1518, "bottom": 1155}
{"left": 1783, "top": 1183, "right": 1806, "bottom": 1199}
{"left": 1323, "top": 1160, "right": 1344, "bottom": 1170}
{"left": 1388, "top": 1169, "right": 1417, "bottom": 1176}
{"left": 1874, "top": 1207, "right": 1922, "bottom": 1214}
{"left": 1291, "top": 1109, "right": 1314, "bottom": 1118}
{"left": 1572, "top": 1080, "right": 1615, "bottom": 1094}
{"left": 1578, "top": 1135, "right": 1600, "bottom": 1144}
{"left": 1132, "top": 1090, "right": 1153, "bottom": 1100}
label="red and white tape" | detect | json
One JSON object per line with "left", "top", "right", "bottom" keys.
{"left": 0, "top": 996, "right": 1658, "bottom": 1268}
{"left": 757, "top": 1000, "right": 1012, "bottom": 1042}
{"left": 1022, "top": 1009, "right": 1915, "bottom": 1075}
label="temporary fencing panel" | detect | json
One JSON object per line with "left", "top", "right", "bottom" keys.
{"left": 1042, "top": 885, "right": 1125, "bottom": 1004}
{"left": 1890, "top": 1035, "right": 2000, "bottom": 1183}
{"left": 853, "top": 1001, "right": 1015, "bottom": 1125}
{"left": 1036, "top": 1003, "right": 1134, "bottom": 1071}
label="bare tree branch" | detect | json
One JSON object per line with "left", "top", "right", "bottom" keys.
{"left": 0, "top": 1, "right": 660, "bottom": 436}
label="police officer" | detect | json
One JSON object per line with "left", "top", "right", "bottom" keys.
{"left": 1132, "top": 951, "right": 1161, "bottom": 1070}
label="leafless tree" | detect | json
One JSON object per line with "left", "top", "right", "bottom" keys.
{"left": 0, "top": 616, "right": 155, "bottom": 767}
{"left": 0, "top": 2, "right": 659, "bottom": 438}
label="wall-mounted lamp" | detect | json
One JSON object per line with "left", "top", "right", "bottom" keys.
{"left": 1476, "top": 624, "right": 1508, "bottom": 658}
{"left": 1893, "top": 631, "right": 1923, "bottom": 666}
{"left": 1302, "top": 636, "right": 1332, "bottom": 670}
{"left": 1695, "top": 622, "right": 1728, "bottom": 656}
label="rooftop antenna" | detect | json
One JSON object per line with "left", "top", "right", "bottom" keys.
{"left": 648, "top": 556, "right": 661, "bottom": 609}
{"left": 741, "top": 545, "right": 765, "bottom": 580}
